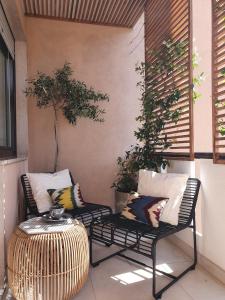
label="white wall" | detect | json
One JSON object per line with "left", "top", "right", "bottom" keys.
{"left": 0, "top": 2, "right": 28, "bottom": 291}
{"left": 169, "top": 0, "right": 225, "bottom": 272}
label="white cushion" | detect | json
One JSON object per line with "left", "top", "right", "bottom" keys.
{"left": 138, "top": 170, "right": 189, "bottom": 226}
{"left": 26, "top": 169, "right": 72, "bottom": 213}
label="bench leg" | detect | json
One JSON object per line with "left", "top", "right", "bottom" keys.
{"left": 152, "top": 243, "right": 160, "bottom": 299}
{"left": 152, "top": 223, "right": 198, "bottom": 299}
{"left": 90, "top": 223, "right": 198, "bottom": 299}
{"left": 90, "top": 235, "right": 128, "bottom": 267}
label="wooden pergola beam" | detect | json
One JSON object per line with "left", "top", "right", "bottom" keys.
{"left": 23, "top": 0, "right": 146, "bottom": 28}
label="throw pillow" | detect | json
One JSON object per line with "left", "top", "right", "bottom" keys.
{"left": 121, "top": 193, "right": 168, "bottom": 228}
{"left": 138, "top": 170, "right": 189, "bottom": 226}
{"left": 26, "top": 169, "right": 72, "bottom": 213}
{"left": 48, "top": 183, "right": 86, "bottom": 210}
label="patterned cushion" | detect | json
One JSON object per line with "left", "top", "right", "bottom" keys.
{"left": 121, "top": 193, "right": 168, "bottom": 228}
{"left": 48, "top": 183, "right": 86, "bottom": 210}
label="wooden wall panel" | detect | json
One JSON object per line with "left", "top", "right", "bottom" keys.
{"left": 145, "top": 0, "right": 193, "bottom": 160}
{"left": 212, "top": 0, "right": 225, "bottom": 163}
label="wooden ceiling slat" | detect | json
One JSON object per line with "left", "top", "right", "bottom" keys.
{"left": 107, "top": 0, "right": 121, "bottom": 24}
{"left": 79, "top": 0, "right": 86, "bottom": 21}
{"left": 39, "top": 0, "right": 42, "bottom": 14}
{"left": 70, "top": 0, "right": 76, "bottom": 19}
{"left": 94, "top": 0, "right": 104, "bottom": 22}
{"left": 75, "top": 0, "right": 81, "bottom": 20}
{"left": 63, "top": 0, "right": 69, "bottom": 18}
{"left": 83, "top": 0, "right": 91, "bottom": 20}
{"left": 24, "top": 0, "right": 28, "bottom": 13}
{"left": 66, "top": 0, "right": 72, "bottom": 19}
{"left": 103, "top": 0, "right": 117, "bottom": 24}
{"left": 119, "top": 0, "right": 137, "bottom": 26}
{"left": 89, "top": 0, "right": 100, "bottom": 22}
{"left": 55, "top": 0, "right": 59, "bottom": 18}
{"left": 112, "top": 0, "right": 129, "bottom": 25}
{"left": 29, "top": 0, "right": 34, "bottom": 14}
{"left": 86, "top": 0, "right": 95, "bottom": 21}
{"left": 62, "top": 0, "right": 68, "bottom": 18}
{"left": 24, "top": 0, "right": 145, "bottom": 28}
{"left": 120, "top": 0, "right": 137, "bottom": 25}
{"left": 97, "top": 0, "right": 108, "bottom": 21}
{"left": 48, "top": 0, "right": 51, "bottom": 16}
{"left": 33, "top": 0, "right": 38, "bottom": 14}
{"left": 128, "top": 1, "right": 145, "bottom": 27}
{"left": 45, "top": 0, "right": 48, "bottom": 16}
{"left": 127, "top": 0, "right": 144, "bottom": 26}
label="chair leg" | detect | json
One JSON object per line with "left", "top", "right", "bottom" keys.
{"left": 192, "top": 216, "right": 198, "bottom": 268}
{"left": 152, "top": 242, "right": 162, "bottom": 300}
{"left": 151, "top": 223, "right": 198, "bottom": 299}
{"left": 152, "top": 243, "right": 157, "bottom": 298}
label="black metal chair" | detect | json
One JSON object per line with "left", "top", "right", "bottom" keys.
{"left": 90, "top": 178, "right": 201, "bottom": 299}
{"left": 21, "top": 173, "right": 112, "bottom": 228}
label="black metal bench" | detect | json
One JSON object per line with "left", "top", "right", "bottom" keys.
{"left": 90, "top": 178, "right": 201, "bottom": 299}
{"left": 21, "top": 173, "right": 112, "bottom": 228}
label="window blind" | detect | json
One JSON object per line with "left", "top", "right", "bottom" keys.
{"left": 212, "top": 0, "right": 225, "bottom": 163}
{"left": 0, "top": 3, "right": 14, "bottom": 59}
{"left": 145, "top": 0, "right": 193, "bottom": 160}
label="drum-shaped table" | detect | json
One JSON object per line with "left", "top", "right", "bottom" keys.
{"left": 7, "top": 218, "right": 89, "bottom": 300}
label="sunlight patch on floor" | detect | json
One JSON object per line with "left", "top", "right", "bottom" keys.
{"left": 110, "top": 263, "right": 174, "bottom": 285}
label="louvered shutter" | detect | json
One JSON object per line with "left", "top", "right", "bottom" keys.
{"left": 145, "top": 0, "right": 193, "bottom": 160}
{"left": 212, "top": 0, "right": 225, "bottom": 163}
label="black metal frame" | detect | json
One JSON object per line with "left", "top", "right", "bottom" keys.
{"left": 20, "top": 173, "right": 112, "bottom": 228}
{"left": 90, "top": 178, "right": 201, "bottom": 299}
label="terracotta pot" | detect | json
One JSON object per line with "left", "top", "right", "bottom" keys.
{"left": 115, "top": 191, "right": 129, "bottom": 213}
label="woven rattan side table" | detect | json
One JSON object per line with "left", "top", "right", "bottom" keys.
{"left": 7, "top": 217, "right": 89, "bottom": 300}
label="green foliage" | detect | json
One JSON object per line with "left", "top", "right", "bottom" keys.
{"left": 218, "top": 68, "right": 225, "bottom": 136}
{"left": 113, "top": 39, "right": 186, "bottom": 192}
{"left": 221, "top": 67, "right": 225, "bottom": 76}
{"left": 25, "top": 62, "right": 109, "bottom": 124}
{"left": 25, "top": 63, "right": 109, "bottom": 171}
{"left": 192, "top": 52, "right": 204, "bottom": 102}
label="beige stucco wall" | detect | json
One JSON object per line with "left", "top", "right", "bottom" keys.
{"left": 0, "top": 2, "right": 28, "bottom": 290}
{"left": 0, "top": 159, "right": 28, "bottom": 290}
{"left": 26, "top": 16, "right": 144, "bottom": 207}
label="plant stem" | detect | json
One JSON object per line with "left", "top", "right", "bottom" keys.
{"left": 53, "top": 106, "right": 59, "bottom": 172}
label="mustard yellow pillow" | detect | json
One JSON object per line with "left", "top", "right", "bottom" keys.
{"left": 48, "top": 183, "right": 86, "bottom": 210}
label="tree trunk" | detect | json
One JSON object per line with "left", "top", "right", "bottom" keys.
{"left": 53, "top": 107, "right": 59, "bottom": 172}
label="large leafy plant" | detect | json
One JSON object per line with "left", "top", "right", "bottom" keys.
{"left": 25, "top": 63, "right": 109, "bottom": 171}
{"left": 113, "top": 39, "right": 187, "bottom": 192}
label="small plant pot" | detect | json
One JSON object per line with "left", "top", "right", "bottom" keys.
{"left": 115, "top": 191, "right": 129, "bottom": 213}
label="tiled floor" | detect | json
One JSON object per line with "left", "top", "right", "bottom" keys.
{"left": 73, "top": 240, "right": 225, "bottom": 300}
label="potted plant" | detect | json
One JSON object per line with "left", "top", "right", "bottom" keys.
{"left": 25, "top": 62, "right": 109, "bottom": 172}
{"left": 112, "top": 39, "right": 187, "bottom": 211}
{"left": 112, "top": 154, "right": 138, "bottom": 213}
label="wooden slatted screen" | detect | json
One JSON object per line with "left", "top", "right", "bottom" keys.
{"left": 23, "top": 0, "right": 146, "bottom": 28}
{"left": 145, "top": 0, "right": 193, "bottom": 160}
{"left": 212, "top": 0, "right": 225, "bottom": 163}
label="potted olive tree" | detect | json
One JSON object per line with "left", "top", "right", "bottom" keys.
{"left": 25, "top": 63, "right": 109, "bottom": 172}
{"left": 112, "top": 39, "right": 187, "bottom": 212}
